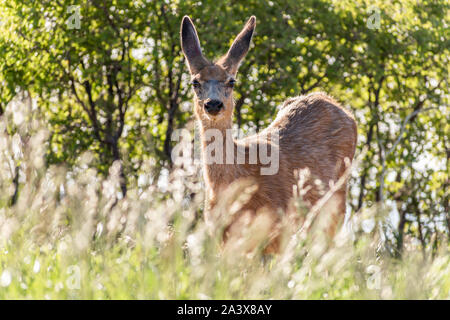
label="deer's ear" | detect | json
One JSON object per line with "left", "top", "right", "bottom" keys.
{"left": 219, "top": 16, "right": 256, "bottom": 75}
{"left": 180, "top": 16, "right": 209, "bottom": 74}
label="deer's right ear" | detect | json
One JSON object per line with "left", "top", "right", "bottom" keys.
{"left": 218, "top": 16, "right": 256, "bottom": 75}
{"left": 181, "top": 16, "right": 208, "bottom": 74}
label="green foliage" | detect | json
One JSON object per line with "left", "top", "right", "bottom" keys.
{"left": 0, "top": 0, "right": 448, "bottom": 271}
{"left": 0, "top": 102, "right": 448, "bottom": 299}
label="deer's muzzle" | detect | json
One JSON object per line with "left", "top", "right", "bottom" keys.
{"left": 204, "top": 100, "right": 224, "bottom": 115}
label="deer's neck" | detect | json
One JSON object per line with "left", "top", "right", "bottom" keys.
{"left": 198, "top": 118, "right": 242, "bottom": 190}
{"left": 198, "top": 118, "right": 233, "bottom": 136}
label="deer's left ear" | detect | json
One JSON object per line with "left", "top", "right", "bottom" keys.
{"left": 181, "top": 16, "right": 209, "bottom": 74}
{"left": 218, "top": 16, "right": 256, "bottom": 75}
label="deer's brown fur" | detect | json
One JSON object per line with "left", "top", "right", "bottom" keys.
{"left": 180, "top": 16, "right": 357, "bottom": 250}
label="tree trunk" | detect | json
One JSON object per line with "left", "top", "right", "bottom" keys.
{"left": 10, "top": 165, "right": 20, "bottom": 206}
{"left": 110, "top": 138, "right": 127, "bottom": 197}
{"left": 357, "top": 122, "right": 375, "bottom": 211}
{"left": 164, "top": 100, "right": 178, "bottom": 165}
{"left": 417, "top": 214, "right": 426, "bottom": 259}
{"left": 235, "top": 96, "right": 245, "bottom": 131}
{"left": 395, "top": 209, "right": 407, "bottom": 258}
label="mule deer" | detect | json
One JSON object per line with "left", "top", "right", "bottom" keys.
{"left": 180, "top": 16, "right": 357, "bottom": 251}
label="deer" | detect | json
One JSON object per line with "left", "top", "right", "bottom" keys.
{"left": 180, "top": 16, "right": 357, "bottom": 252}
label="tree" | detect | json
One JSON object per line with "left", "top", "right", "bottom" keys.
{"left": 0, "top": 0, "right": 448, "bottom": 253}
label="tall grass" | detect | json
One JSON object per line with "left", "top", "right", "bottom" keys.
{"left": 0, "top": 97, "right": 448, "bottom": 299}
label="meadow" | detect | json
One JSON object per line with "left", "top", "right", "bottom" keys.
{"left": 0, "top": 99, "right": 448, "bottom": 299}
{"left": 0, "top": 0, "right": 449, "bottom": 300}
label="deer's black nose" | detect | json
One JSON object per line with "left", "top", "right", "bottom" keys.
{"left": 204, "top": 100, "right": 223, "bottom": 115}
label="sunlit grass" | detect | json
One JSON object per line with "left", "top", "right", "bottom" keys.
{"left": 0, "top": 98, "right": 448, "bottom": 299}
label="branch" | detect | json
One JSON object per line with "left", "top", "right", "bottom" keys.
{"left": 377, "top": 104, "right": 439, "bottom": 202}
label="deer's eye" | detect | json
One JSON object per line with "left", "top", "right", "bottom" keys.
{"left": 228, "top": 79, "right": 236, "bottom": 88}
{"left": 191, "top": 80, "right": 201, "bottom": 88}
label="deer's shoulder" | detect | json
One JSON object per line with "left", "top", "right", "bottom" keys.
{"left": 279, "top": 92, "right": 355, "bottom": 122}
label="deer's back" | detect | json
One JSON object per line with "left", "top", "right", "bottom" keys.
{"left": 258, "top": 92, "right": 357, "bottom": 209}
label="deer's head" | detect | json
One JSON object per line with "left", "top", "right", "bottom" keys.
{"left": 180, "top": 16, "right": 255, "bottom": 125}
